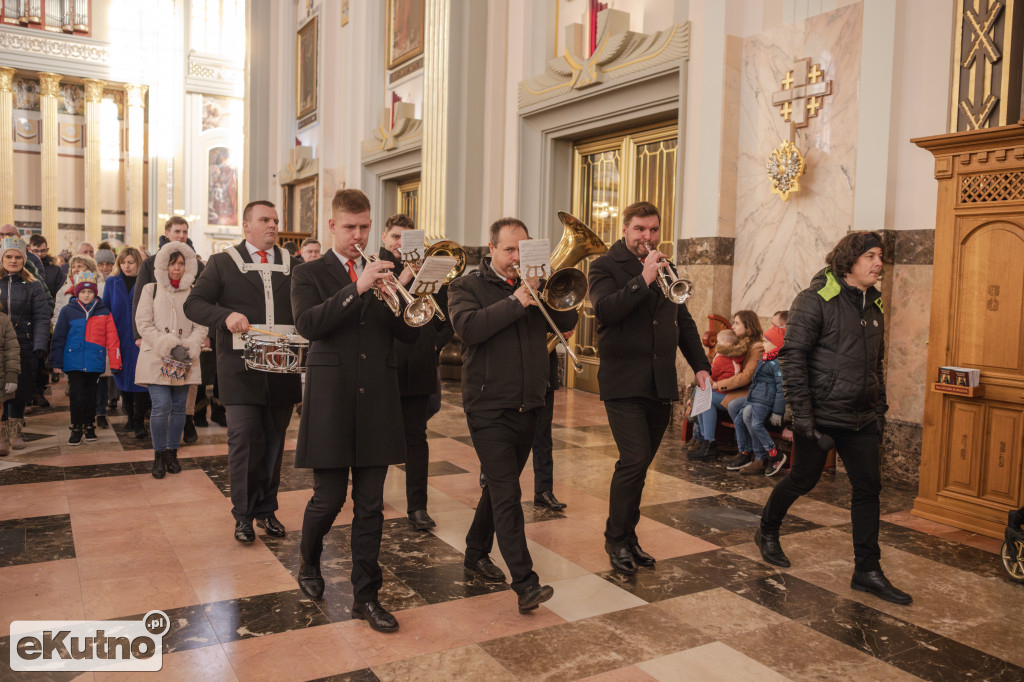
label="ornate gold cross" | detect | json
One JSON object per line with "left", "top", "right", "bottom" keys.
{"left": 771, "top": 58, "right": 832, "bottom": 128}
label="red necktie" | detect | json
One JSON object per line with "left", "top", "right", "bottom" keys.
{"left": 346, "top": 259, "right": 358, "bottom": 283}
{"left": 506, "top": 278, "right": 516, "bottom": 287}
{"left": 256, "top": 250, "right": 268, "bottom": 264}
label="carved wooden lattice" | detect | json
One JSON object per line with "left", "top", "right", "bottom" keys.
{"left": 960, "top": 171, "right": 1024, "bottom": 203}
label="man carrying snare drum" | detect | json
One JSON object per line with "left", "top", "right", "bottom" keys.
{"left": 184, "top": 201, "right": 302, "bottom": 544}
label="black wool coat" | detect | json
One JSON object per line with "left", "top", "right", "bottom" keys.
{"left": 183, "top": 242, "right": 301, "bottom": 407}
{"left": 291, "top": 250, "right": 420, "bottom": 469}
{"left": 588, "top": 239, "right": 711, "bottom": 401}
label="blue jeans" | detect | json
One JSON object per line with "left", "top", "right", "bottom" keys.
{"left": 96, "top": 378, "right": 108, "bottom": 416}
{"left": 733, "top": 397, "right": 775, "bottom": 459}
{"left": 693, "top": 390, "right": 727, "bottom": 441}
{"left": 149, "top": 385, "right": 189, "bottom": 451}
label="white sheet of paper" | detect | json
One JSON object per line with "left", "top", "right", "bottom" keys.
{"left": 690, "top": 383, "right": 713, "bottom": 418}
{"left": 518, "top": 238, "right": 551, "bottom": 280}
{"left": 410, "top": 255, "right": 457, "bottom": 296}
{"left": 400, "top": 230, "right": 426, "bottom": 263}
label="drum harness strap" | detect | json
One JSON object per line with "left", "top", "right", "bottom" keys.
{"left": 225, "top": 247, "right": 302, "bottom": 346}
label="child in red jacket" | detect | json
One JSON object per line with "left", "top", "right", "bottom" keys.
{"left": 50, "top": 272, "right": 121, "bottom": 445}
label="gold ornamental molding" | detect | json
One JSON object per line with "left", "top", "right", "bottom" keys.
{"left": 278, "top": 146, "right": 319, "bottom": 186}
{"left": 83, "top": 78, "right": 105, "bottom": 103}
{"left": 361, "top": 102, "right": 423, "bottom": 160}
{"left": 766, "top": 140, "right": 806, "bottom": 202}
{"left": 518, "top": 10, "right": 689, "bottom": 109}
{"left": 0, "top": 66, "right": 14, "bottom": 93}
{"left": 950, "top": 0, "right": 1023, "bottom": 131}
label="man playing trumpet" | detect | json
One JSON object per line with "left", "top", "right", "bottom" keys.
{"left": 588, "top": 201, "right": 712, "bottom": 575}
{"left": 291, "top": 189, "right": 420, "bottom": 633}
{"left": 448, "top": 217, "right": 578, "bottom": 614}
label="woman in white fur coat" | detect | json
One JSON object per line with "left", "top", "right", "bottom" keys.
{"left": 135, "top": 241, "right": 207, "bottom": 479}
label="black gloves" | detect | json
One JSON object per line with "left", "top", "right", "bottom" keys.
{"left": 33, "top": 349, "right": 47, "bottom": 362}
{"left": 791, "top": 413, "right": 816, "bottom": 440}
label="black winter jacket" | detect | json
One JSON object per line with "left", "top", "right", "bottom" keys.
{"left": 0, "top": 274, "right": 51, "bottom": 353}
{"left": 778, "top": 267, "right": 887, "bottom": 431}
{"left": 448, "top": 257, "right": 577, "bottom": 413}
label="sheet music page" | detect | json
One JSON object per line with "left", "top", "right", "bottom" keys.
{"left": 400, "top": 230, "right": 426, "bottom": 263}
{"left": 690, "top": 383, "right": 713, "bottom": 418}
{"left": 410, "top": 255, "right": 457, "bottom": 296}
{"left": 518, "top": 239, "right": 551, "bottom": 280}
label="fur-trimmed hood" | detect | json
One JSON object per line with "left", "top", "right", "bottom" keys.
{"left": 154, "top": 241, "right": 198, "bottom": 292}
{"left": 715, "top": 337, "right": 749, "bottom": 359}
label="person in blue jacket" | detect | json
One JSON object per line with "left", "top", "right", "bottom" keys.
{"left": 103, "top": 247, "right": 150, "bottom": 439}
{"left": 730, "top": 324, "right": 788, "bottom": 477}
{"left": 50, "top": 272, "right": 122, "bottom": 445}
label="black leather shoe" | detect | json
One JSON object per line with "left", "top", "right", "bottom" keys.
{"left": 464, "top": 556, "right": 506, "bottom": 582}
{"left": 408, "top": 509, "right": 436, "bottom": 530}
{"left": 164, "top": 449, "right": 181, "bottom": 474}
{"left": 151, "top": 451, "right": 166, "bottom": 479}
{"left": 182, "top": 416, "right": 198, "bottom": 444}
{"left": 754, "top": 529, "right": 791, "bottom": 568}
{"left": 352, "top": 601, "right": 399, "bottom": 632}
{"left": 297, "top": 559, "right": 324, "bottom": 600}
{"left": 851, "top": 570, "right": 913, "bottom": 605}
{"left": 630, "top": 544, "right": 656, "bottom": 567}
{"left": 517, "top": 584, "right": 554, "bottom": 613}
{"left": 479, "top": 473, "right": 487, "bottom": 489}
{"left": 95, "top": 415, "right": 109, "bottom": 429}
{"left": 256, "top": 514, "right": 286, "bottom": 537}
{"left": 234, "top": 521, "right": 255, "bottom": 543}
{"left": 534, "top": 491, "right": 567, "bottom": 511}
{"left": 605, "top": 542, "right": 638, "bottom": 575}
{"left": 193, "top": 412, "right": 209, "bottom": 428}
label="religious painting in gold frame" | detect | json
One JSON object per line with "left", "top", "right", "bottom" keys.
{"left": 387, "top": 0, "right": 425, "bottom": 69}
{"left": 290, "top": 176, "right": 319, "bottom": 237}
{"left": 296, "top": 16, "right": 318, "bottom": 120}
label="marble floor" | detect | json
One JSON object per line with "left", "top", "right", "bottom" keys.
{"left": 1, "top": 381, "right": 1021, "bottom": 681}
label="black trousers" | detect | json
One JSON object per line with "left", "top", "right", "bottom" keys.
{"left": 300, "top": 466, "right": 388, "bottom": 603}
{"left": 761, "top": 422, "right": 882, "bottom": 572}
{"left": 225, "top": 404, "right": 292, "bottom": 523}
{"left": 604, "top": 397, "right": 672, "bottom": 546}
{"left": 531, "top": 389, "right": 555, "bottom": 495}
{"left": 67, "top": 371, "right": 100, "bottom": 425}
{"left": 401, "top": 394, "right": 430, "bottom": 513}
{"left": 121, "top": 390, "right": 151, "bottom": 429}
{"left": 465, "top": 408, "right": 539, "bottom": 595}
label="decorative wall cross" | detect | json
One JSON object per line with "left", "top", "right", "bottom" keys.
{"left": 771, "top": 58, "right": 832, "bottom": 128}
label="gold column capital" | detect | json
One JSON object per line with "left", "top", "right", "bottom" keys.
{"left": 124, "top": 83, "right": 148, "bottom": 109}
{"left": 38, "top": 72, "right": 62, "bottom": 97}
{"left": 84, "top": 79, "right": 106, "bottom": 103}
{"left": 0, "top": 67, "right": 15, "bottom": 93}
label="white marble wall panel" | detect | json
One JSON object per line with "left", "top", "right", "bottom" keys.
{"left": 732, "top": 3, "right": 863, "bottom": 315}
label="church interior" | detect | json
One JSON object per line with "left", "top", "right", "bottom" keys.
{"left": 2, "top": 0, "right": 1024, "bottom": 679}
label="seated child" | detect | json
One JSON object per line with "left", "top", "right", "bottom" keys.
{"left": 688, "top": 329, "right": 748, "bottom": 461}
{"left": 728, "top": 324, "right": 787, "bottom": 476}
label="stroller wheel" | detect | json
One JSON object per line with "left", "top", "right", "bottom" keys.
{"left": 1001, "top": 540, "right": 1024, "bottom": 583}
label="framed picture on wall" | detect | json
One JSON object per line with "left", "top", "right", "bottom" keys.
{"left": 387, "top": 0, "right": 425, "bottom": 69}
{"left": 296, "top": 16, "right": 318, "bottom": 120}
{"left": 292, "top": 176, "right": 319, "bottom": 236}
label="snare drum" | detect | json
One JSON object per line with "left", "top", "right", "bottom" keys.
{"left": 242, "top": 333, "right": 309, "bottom": 374}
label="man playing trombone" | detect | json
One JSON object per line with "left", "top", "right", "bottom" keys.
{"left": 448, "top": 217, "right": 578, "bottom": 614}
{"left": 290, "top": 189, "right": 420, "bottom": 633}
{"left": 589, "top": 201, "right": 712, "bottom": 575}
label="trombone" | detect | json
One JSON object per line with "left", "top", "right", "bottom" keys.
{"left": 355, "top": 244, "right": 436, "bottom": 327}
{"left": 510, "top": 262, "right": 588, "bottom": 373}
{"left": 644, "top": 242, "right": 693, "bottom": 305}
{"left": 402, "top": 239, "right": 467, "bottom": 322}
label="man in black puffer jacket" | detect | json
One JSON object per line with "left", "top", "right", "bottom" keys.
{"left": 755, "top": 231, "right": 912, "bottom": 606}
{"left": 448, "top": 217, "right": 577, "bottom": 615}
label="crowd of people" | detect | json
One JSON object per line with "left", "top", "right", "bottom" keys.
{"left": 2, "top": 204, "right": 919, "bottom": 631}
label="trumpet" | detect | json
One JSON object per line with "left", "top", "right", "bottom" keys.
{"left": 510, "top": 262, "right": 588, "bottom": 373}
{"left": 644, "top": 242, "right": 693, "bottom": 305}
{"left": 402, "top": 239, "right": 467, "bottom": 322}
{"left": 355, "top": 244, "right": 436, "bottom": 327}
